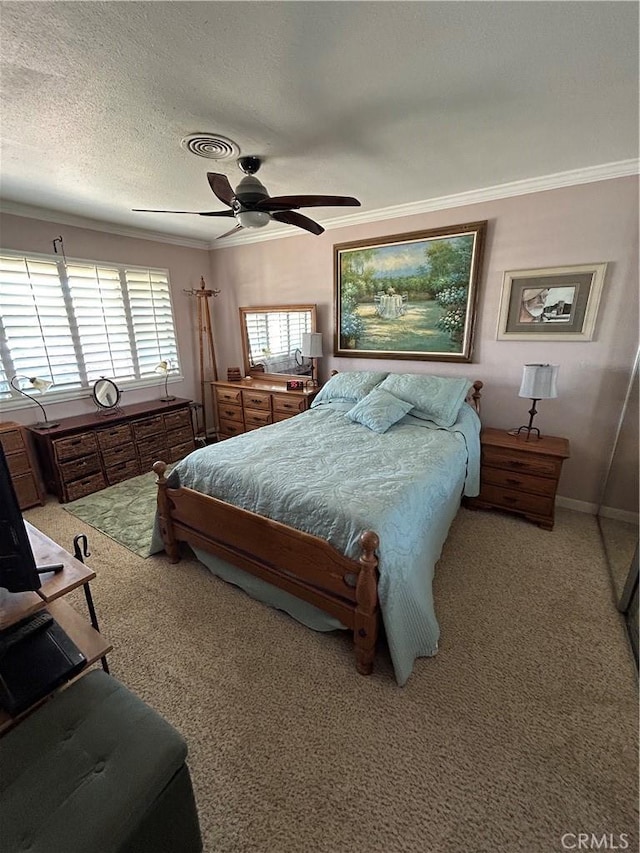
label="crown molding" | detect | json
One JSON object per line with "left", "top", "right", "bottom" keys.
{"left": 0, "top": 201, "right": 211, "bottom": 250}
{"left": 213, "top": 158, "right": 639, "bottom": 247}
{"left": 2, "top": 159, "right": 637, "bottom": 251}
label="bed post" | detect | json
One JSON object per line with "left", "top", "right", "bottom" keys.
{"left": 354, "top": 530, "right": 380, "bottom": 676}
{"left": 470, "top": 380, "right": 483, "bottom": 415}
{"left": 153, "top": 461, "right": 180, "bottom": 563}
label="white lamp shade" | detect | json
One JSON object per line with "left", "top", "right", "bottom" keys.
{"left": 518, "top": 364, "right": 559, "bottom": 399}
{"left": 301, "top": 332, "right": 323, "bottom": 358}
{"left": 29, "top": 377, "right": 52, "bottom": 392}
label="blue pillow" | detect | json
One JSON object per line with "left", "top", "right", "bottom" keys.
{"left": 377, "top": 373, "right": 472, "bottom": 428}
{"left": 310, "top": 371, "right": 388, "bottom": 406}
{"left": 345, "top": 387, "right": 413, "bottom": 433}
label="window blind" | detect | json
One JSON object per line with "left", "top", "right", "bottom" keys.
{"left": 0, "top": 252, "right": 179, "bottom": 402}
{"left": 244, "top": 310, "right": 311, "bottom": 366}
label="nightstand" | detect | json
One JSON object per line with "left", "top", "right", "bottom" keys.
{"left": 466, "top": 427, "right": 570, "bottom": 530}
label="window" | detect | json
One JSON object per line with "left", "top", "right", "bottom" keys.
{"left": 0, "top": 252, "right": 179, "bottom": 402}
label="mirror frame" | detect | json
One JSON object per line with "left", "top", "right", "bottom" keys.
{"left": 239, "top": 304, "right": 317, "bottom": 383}
{"left": 92, "top": 377, "right": 121, "bottom": 410}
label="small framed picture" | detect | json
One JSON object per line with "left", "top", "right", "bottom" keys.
{"left": 286, "top": 380, "right": 304, "bottom": 391}
{"left": 497, "top": 263, "right": 607, "bottom": 341}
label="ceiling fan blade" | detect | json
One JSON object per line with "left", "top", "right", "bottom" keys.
{"left": 271, "top": 210, "right": 324, "bottom": 235}
{"left": 217, "top": 223, "right": 245, "bottom": 239}
{"left": 207, "top": 173, "right": 236, "bottom": 207}
{"left": 256, "top": 195, "right": 361, "bottom": 211}
{"left": 132, "top": 208, "right": 234, "bottom": 217}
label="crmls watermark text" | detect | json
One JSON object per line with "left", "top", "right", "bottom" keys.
{"left": 560, "top": 833, "right": 630, "bottom": 850}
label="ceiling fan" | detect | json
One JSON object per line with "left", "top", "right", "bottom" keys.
{"left": 133, "top": 156, "right": 361, "bottom": 237}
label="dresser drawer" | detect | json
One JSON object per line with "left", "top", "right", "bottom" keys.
{"left": 6, "top": 451, "right": 31, "bottom": 478}
{"left": 102, "top": 443, "right": 137, "bottom": 467}
{"left": 105, "top": 459, "right": 141, "bottom": 486}
{"left": 217, "top": 387, "right": 242, "bottom": 405}
{"left": 481, "top": 466, "right": 557, "bottom": 497}
{"left": 478, "top": 483, "right": 554, "bottom": 518}
{"left": 273, "top": 411, "right": 298, "bottom": 423}
{"left": 217, "top": 403, "right": 244, "bottom": 424}
{"left": 242, "top": 390, "right": 271, "bottom": 411}
{"left": 65, "top": 471, "right": 107, "bottom": 502}
{"left": 97, "top": 423, "right": 133, "bottom": 451}
{"left": 54, "top": 432, "right": 97, "bottom": 462}
{"left": 218, "top": 418, "right": 244, "bottom": 438}
{"left": 132, "top": 415, "right": 165, "bottom": 440}
{"left": 163, "top": 409, "right": 191, "bottom": 432}
{"left": 0, "top": 428, "right": 25, "bottom": 455}
{"left": 244, "top": 409, "right": 272, "bottom": 428}
{"left": 167, "top": 426, "right": 194, "bottom": 448}
{"left": 59, "top": 453, "right": 102, "bottom": 482}
{"left": 169, "top": 440, "right": 195, "bottom": 462}
{"left": 272, "top": 394, "right": 305, "bottom": 415}
{"left": 12, "top": 473, "right": 41, "bottom": 510}
{"left": 482, "top": 446, "right": 561, "bottom": 479}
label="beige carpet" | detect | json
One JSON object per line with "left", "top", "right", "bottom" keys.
{"left": 24, "top": 499, "right": 638, "bottom": 853}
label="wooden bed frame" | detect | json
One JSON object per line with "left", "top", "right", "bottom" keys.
{"left": 153, "top": 380, "right": 483, "bottom": 676}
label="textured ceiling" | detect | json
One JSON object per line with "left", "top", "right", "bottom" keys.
{"left": 1, "top": 1, "right": 638, "bottom": 246}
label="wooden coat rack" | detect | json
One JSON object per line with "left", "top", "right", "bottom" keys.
{"left": 184, "top": 276, "right": 220, "bottom": 439}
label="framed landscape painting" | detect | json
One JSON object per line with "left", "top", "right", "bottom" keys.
{"left": 497, "top": 263, "right": 607, "bottom": 341}
{"left": 333, "top": 222, "right": 487, "bottom": 362}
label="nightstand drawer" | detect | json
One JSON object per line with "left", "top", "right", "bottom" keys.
{"left": 242, "top": 390, "right": 271, "bottom": 411}
{"left": 481, "top": 466, "right": 557, "bottom": 497}
{"left": 479, "top": 483, "right": 554, "bottom": 518}
{"left": 482, "top": 446, "right": 561, "bottom": 478}
{"left": 6, "top": 452, "right": 31, "bottom": 477}
{"left": 272, "top": 394, "right": 305, "bottom": 415}
{"left": 0, "top": 429, "right": 25, "bottom": 455}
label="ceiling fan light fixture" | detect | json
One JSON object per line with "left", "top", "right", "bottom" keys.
{"left": 237, "top": 210, "right": 271, "bottom": 229}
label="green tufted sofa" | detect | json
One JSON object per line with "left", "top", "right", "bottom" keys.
{"left": 0, "top": 670, "right": 203, "bottom": 853}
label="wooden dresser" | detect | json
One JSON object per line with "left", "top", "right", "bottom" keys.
{"left": 211, "top": 378, "right": 317, "bottom": 439}
{"left": 27, "top": 398, "right": 195, "bottom": 503}
{"left": 466, "top": 427, "right": 570, "bottom": 530}
{"left": 0, "top": 422, "right": 46, "bottom": 510}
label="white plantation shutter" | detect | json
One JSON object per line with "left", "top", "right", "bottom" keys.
{"left": 0, "top": 252, "right": 180, "bottom": 402}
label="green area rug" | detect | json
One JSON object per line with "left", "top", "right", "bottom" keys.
{"left": 62, "top": 468, "right": 171, "bottom": 557}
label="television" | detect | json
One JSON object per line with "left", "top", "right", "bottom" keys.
{"left": 0, "top": 444, "right": 41, "bottom": 593}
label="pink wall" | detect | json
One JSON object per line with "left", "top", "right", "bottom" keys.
{"left": 209, "top": 177, "right": 639, "bottom": 506}
{"left": 1, "top": 176, "right": 637, "bottom": 505}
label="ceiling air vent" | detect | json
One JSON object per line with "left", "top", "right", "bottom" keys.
{"left": 180, "top": 134, "right": 239, "bottom": 160}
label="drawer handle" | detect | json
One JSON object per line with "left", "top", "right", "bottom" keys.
{"left": 503, "top": 495, "right": 518, "bottom": 504}
{"left": 282, "top": 403, "right": 294, "bottom": 410}
{"left": 70, "top": 438, "right": 82, "bottom": 445}
{"left": 505, "top": 478, "right": 521, "bottom": 486}
{"left": 508, "top": 461, "right": 525, "bottom": 469}
{"left": 250, "top": 397, "right": 262, "bottom": 404}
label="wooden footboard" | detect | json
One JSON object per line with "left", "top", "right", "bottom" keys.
{"left": 153, "top": 461, "right": 380, "bottom": 675}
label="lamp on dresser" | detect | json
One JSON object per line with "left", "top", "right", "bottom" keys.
{"left": 510, "top": 363, "right": 559, "bottom": 439}
{"left": 297, "top": 332, "right": 323, "bottom": 388}
{"left": 155, "top": 360, "right": 177, "bottom": 402}
{"left": 10, "top": 375, "right": 59, "bottom": 429}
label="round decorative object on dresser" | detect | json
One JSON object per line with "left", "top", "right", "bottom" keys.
{"left": 92, "top": 378, "right": 121, "bottom": 412}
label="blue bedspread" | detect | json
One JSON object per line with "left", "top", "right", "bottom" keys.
{"left": 154, "top": 401, "right": 480, "bottom": 685}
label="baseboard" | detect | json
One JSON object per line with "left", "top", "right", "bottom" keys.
{"left": 555, "top": 495, "right": 598, "bottom": 515}
{"left": 556, "top": 495, "right": 639, "bottom": 525}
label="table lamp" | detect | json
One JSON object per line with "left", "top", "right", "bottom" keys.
{"left": 155, "top": 360, "right": 176, "bottom": 402}
{"left": 300, "top": 332, "right": 323, "bottom": 387}
{"left": 511, "top": 363, "right": 559, "bottom": 439}
{"left": 10, "top": 375, "right": 59, "bottom": 429}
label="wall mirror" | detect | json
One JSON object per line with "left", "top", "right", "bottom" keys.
{"left": 240, "top": 304, "right": 317, "bottom": 382}
{"left": 92, "top": 377, "right": 121, "bottom": 411}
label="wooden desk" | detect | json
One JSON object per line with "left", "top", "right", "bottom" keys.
{"left": 0, "top": 523, "right": 112, "bottom": 732}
